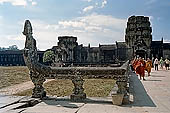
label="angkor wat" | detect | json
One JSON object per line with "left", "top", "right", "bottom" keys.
{"left": 0, "top": 15, "right": 170, "bottom": 66}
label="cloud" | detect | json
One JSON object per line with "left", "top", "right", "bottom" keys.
{"left": 101, "top": 0, "right": 107, "bottom": 8}
{"left": 146, "top": 0, "right": 157, "bottom": 5}
{"left": 82, "top": 0, "right": 92, "bottom": 2}
{"left": 149, "top": 16, "right": 154, "bottom": 20}
{"left": 0, "top": 0, "right": 37, "bottom": 6}
{"left": 78, "top": 14, "right": 126, "bottom": 30}
{"left": 31, "top": 1, "right": 37, "bottom": 6}
{"left": 31, "top": 14, "right": 126, "bottom": 49}
{"left": 1, "top": 14, "right": 126, "bottom": 50}
{"left": 82, "top": 0, "right": 107, "bottom": 13}
{"left": 0, "top": 34, "right": 25, "bottom": 48}
{"left": 0, "top": 16, "right": 3, "bottom": 25}
{"left": 0, "top": 0, "right": 27, "bottom": 6}
{"left": 83, "top": 5, "right": 94, "bottom": 13}
{"left": 58, "top": 21, "right": 86, "bottom": 28}
{"left": 163, "top": 39, "right": 170, "bottom": 43}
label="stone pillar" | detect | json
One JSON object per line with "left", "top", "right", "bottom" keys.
{"left": 116, "top": 81, "right": 129, "bottom": 104}
{"left": 70, "top": 71, "right": 86, "bottom": 101}
{"left": 30, "top": 71, "right": 46, "bottom": 99}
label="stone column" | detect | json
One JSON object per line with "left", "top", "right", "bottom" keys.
{"left": 30, "top": 71, "right": 46, "bottom": 99}
{"left": 70, "top": 71, "right": 86, "bottom": 101}
{"left": 116, "top": 80, "right": 129, "bottom": 104}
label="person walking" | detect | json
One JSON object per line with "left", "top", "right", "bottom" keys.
{"left": 165, "top": 58, "right": 170, "bottom": 70}
{"left": 135, "top": 57, "right": 146, "bottom": 80}
{"left": 145, "top": 58, "right": 152, "bottom": 76}
{"left": 154, "top": 58, "right": 159, "bottom": 71}
{"left": 159, "top": 57, "right": 164, "bottom": 69}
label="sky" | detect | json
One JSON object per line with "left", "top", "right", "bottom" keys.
{"left": 0, "top": 0, "right": 170, "bottom": 50}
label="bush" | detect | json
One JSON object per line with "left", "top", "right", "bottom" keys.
{"left": 43, "top": 50, "right": 55, "bottom": 65}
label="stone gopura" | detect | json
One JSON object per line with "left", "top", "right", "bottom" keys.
{"left": 22, "top": 20, "right": 130, "bottom": 104}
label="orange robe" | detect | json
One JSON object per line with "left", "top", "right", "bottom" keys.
{"left": 132, "top": 59, "right": 138, "bottom": 71}
{"left": 135, "top": 60, "right": 145, "bottom": 77}
{"left": 145, "top": 60, "right": 152, "bottom": 73}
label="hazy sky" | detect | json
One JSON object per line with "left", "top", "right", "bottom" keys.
{"left": 0, "top": 0, "right": 170, "bottom": 50}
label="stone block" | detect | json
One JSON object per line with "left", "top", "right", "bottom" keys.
{"left": 70, "top": 93, "right": 86, "bottom": 102}
{"left": 111, "top": 94, "right": 124, "bottom": 105}
{"left": 122, "top": 95, "right": 130, "bottom": 104}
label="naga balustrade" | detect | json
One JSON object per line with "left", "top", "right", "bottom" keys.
{"left": 22, "top": 20, "right": 130, "bottom": 104}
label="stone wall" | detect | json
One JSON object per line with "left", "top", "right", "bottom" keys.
{"left": 0, "top": 50, "right": 44, "bottom": 66}
{"left": 125, "top": 16, "right": 152, "bottom": 58}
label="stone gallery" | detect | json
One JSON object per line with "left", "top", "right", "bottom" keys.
{"left": 48, "top": 15, "right": 170, "bottom": 66}
{"left": 0, "top": 15, "right": 170, "bottom": 66}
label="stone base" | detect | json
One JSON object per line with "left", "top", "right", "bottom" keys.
{"left": 122, "top": 94, "right": 129, "bottom": 104}
{"left": 32, "top": 91, "right": 46, "bottom": 99}
{"left": 111, "top": 94, "right": 124, "bottom": 105}
{"left": 70, "top": 93, "right": 86, "bottom": 101}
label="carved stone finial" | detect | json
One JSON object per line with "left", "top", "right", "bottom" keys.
{"left": 23, "top": 20, "right": 33, "bottom": 36}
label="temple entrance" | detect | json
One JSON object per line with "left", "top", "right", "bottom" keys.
{"left": 135, "top": 50, "right": 147, "bottom": 59}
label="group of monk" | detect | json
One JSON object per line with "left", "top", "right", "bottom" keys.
{"left": 131, "top": 57, "right": 152, "bottom": 80}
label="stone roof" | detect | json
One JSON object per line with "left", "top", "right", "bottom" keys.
{"left": 163, "top": 43, "right": 170, "bottom": 49}
{"left": 0, "top": 50, "right": 22, "bottom": 54}
{"left": 116, "top": 42, "right": 128, "bottom": 48}
{"left": 90, "top": 47, "right": 100, "bottom": 52}
{"left": 99, "top": 44, "right": 117, "bottom": 50}
{"left": 151, "top": 41, "right": 163, "bottom": 48}
{"left": 0, "top": 50, "right": 44, "bottom": 55}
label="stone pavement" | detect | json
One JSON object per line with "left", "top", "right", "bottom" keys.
{"left": 0, "top": 68, "right": 170, "bottom": 113}
{"left": 0, "top": 79, "right": 54, "bottom": 95}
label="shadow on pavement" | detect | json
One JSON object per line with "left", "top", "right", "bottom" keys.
{"left": 42, "top": 96, "right": 113, "bottom": 109}
{"left": 127, "top": 72, "right": 156, "bottom": 107}
{"left": 145, "top": 79, "right": 161, "bottom": 81}
{"left": 42, "top": 97, "right": 79, "bottom": 108}
{"left": 151, "top": 75, "right": 165, "bottom": 77}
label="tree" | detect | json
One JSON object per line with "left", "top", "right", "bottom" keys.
{"left": 0, "top": 45, "right": 19, "bottom": 51}
{"left": 43, "top": 50, "right": 55, "bottom": 65}
{"left": 8, "top": 45, "right": 19, "bottom": 50}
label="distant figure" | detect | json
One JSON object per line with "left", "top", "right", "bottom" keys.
{"left": 132, "top": 57, "right": 138, "bottom": 71}
{"left": 165, "top": 58, "right": 170, "bottom": 70}
{"left": 152, "top": 57, "right": 154, "bottom": 67}
{"left": 145, "top": 58, "right": 152, "bottom": 76}
{"left": 154, "top": 58, "right": 159, "bottom": 71}
{"left": 159, "top": 57, "right": 164, "bottom": 69}
{"left": 134, "top": 57, "right": 146, "bottom": 80}
{"left": 130, "top": 58, "right": 136, "bottom": 72}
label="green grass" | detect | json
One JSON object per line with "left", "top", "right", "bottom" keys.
{"left": 0, "top": 66, "right": 115, "bottom": 97}
{"left": 15, "top": 79, "right": 115, "bottom": 97}
{"left": 0, "top": 66, "right": 30, "bottom": 88}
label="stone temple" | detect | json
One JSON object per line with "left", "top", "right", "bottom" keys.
{"left": 51, "top": 36, "right": 129, "bottom": 66}
{"left": 0, "top": 15, "right": 170, "bottom": 66}
{"left": 125, "top": 16, "right": 170, "bottom": 59}
{"left": 50, "top": 15, "right": 170, "bottom": 66}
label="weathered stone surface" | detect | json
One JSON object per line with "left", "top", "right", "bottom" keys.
{"left": 22, "top": 20, "right": 130, "bottom": 104}
{"left": 23, "top": 20, "right": 46, "bottom": 99}
{"left": 125, "top": 16, "right": 152, "bottom": 58}
{"left": 70, "top": 76, "right": 86, "bottom": 101}
{"left": 111, "top": 94, "right": 124, "bottom": 105}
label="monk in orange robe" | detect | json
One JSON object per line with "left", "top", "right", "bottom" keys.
{"left": 134, "top": 57, "right": 146, "bottom": 80}
{"left": 132, "top": 58, "right": 138, "bottom": 71}
{"left": 145, "top": 58, "right": 152, "bottom": 76}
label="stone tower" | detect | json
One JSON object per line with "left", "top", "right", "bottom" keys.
{"left": 58, "top": 36, "right": 78, "bottom": 62}
{"left": 125, "top": 16, "right": 152, "bottom": 58}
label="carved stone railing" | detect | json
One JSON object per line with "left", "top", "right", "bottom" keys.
{"left": 22, "top": 20, "right": 130, "bottom": 104}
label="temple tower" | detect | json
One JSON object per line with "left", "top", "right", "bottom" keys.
{"left": 58, "top": 36, "right": 78, "bottom": 62}
{"left": 125, "top": 16, "right": 152, "bottom": 58}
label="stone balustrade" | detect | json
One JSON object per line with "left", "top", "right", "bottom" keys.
{"left": 22, "top": 20, "right": 130, "bottom": 105}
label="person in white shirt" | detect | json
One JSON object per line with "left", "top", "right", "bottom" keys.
{"left": 154, "top": 58, "right": 159, "bottom": 71}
